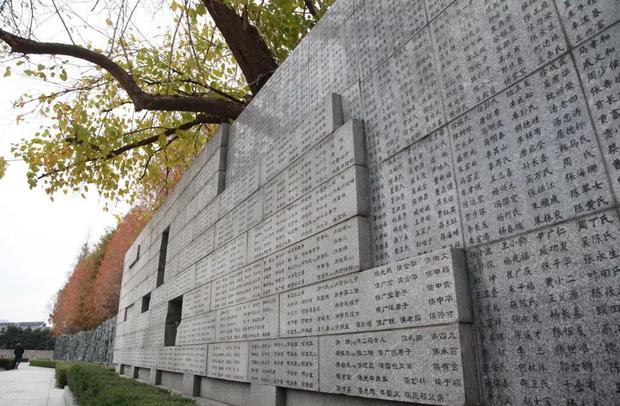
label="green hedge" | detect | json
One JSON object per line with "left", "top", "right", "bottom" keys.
{"left": 0, "top": 358, "right": 13, "bottom": 370}
{"left": 30, "top": 359, "right": 56, "bottom": 368}
{"left": 55, "top": 362, "right": 72, "bottom": 388}
{"left": 67, "top": 364, "right": 195, "bottom": 406}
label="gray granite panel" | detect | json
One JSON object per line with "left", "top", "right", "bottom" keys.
{"left": 554, "top": 0, "right": 620, "bottom": 46}
{"left": 176, "top": 312, "right": 217, "bottom": 346}
{"left": 451, "top": 54, "right": 614, "bottom": 246}
{"left": 261, "top": 216, "right": 372, "bottom": 297}
{"left": 192, "top": 147, "right": 227, "bottom": 200}
{"left": 370, "top": 127, "right": 463, "bottom": 266}
{"left": 356, "top": 0, "right": 427, "bottom": 80}
{"left": 157, "top": 345, "right": 208, "bottom": 375}
{"left": 217, "top": 296, "right": 279, "bottom": 342}
{"left": 211, "top": 264, "right": 262, "bottom": 311}
{"left": 468, "top": 209, "right": 620, "bottom": 405}
{"left": 203, "top": 124, "right": 229, "bottom": 161}
{"left": 214, "top": 190, "right": 263, "bottom": 248}
{"left": 249, "top": 337, "right": 319, "bottom": 391}
{"left": 187, "top": 170, "right": 225, "bottom": 222}
{"left": 262, "top": 94, "right": 344, "bottom": 183}
{"left": 162, "top": 265, "right": 195, "bottom": 303}
{"left": 280, "top": 248, "right": 471, "bottom": 337}
{"left": 362, "top": 27, "right": 446, "bottom": 166}
{"left": 248, "top": 165, "right": 369, "bottom": 263}
{"left": 318, "top": 324, "right": 479, "bottom": 405}
{"left": 431, "top": 0, "right": 566, "bottom": 121}
{"left": 574, "top": 23, "right": 620, "bottom": 202}
{"left": 182, "top": 283, "right": 212, "bottom": 319}
{"left": 207, "top": 342, "right": 250, "bottom": 382}
{"left": 191, "top": 196, "right": 220, "bottom": 241}
{"left": 196, "top": 233, "right": 247, "bottom": 285}
{"left": 219, "top": 162, "right": 260, "bottom": 216}
{"left": 263, "top": 120, "right": 366, "bottom": 217}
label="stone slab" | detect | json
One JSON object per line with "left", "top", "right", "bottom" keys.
{"left": 261, "top": 216, "right": 372, "bottom": 297}
{"left": 217, "top": 296, "right": 279, "bottom": 342}
{"left": 214, "top": 190, "right": 264, "bottom": 248}
{"left": 249, "top": 337, "right": 319, "bottom": 391}
{"left": 431, "top": 0, "right": 566, "bottom": 121}
{"left": 450, "top": 54, "right": 614, "bottom": 246}
{"left": 176, "top": 312, "right": 217, "bottom": 346}
{"left": 318, "top": 324, "right": 479, "bottom": 405}
{"left": 263, "top": 119, "right": 366, "bottom": 217}
{"left": 191, "top": 195, "right": 220, "bottom": 240}
{"left": 554, "top": 0, "right": 620, "bottom": 46}
{"left": 370, "top": 126, "right": 463, "bottom": 266}
{"left": 156, "top": 345, "right": 208, "bottom": 375}
{"left": 248, "top": 164, "right": 369, "bottom": 263}
{"left": 219, "top": 162, "right": 261, "bottom": 216}
{"left": 280, "top": 248, "right": 471, "bottom": 337}
{"left": 212, "top": 262, "right": 263, "bottom": 310}
{"left": 262, "top": 94, "right": 345, "bottom": 184}
{"left": 187, "top": 171, "right": 226, "bottom": 221}
{"left": 467, "top": 209, "right": 620, "bottom": 405}
{"left": 182, "top": 283, "right": 212, "bottom": 319}
{"left": 196, "top": 233, "right": 247, "bottom": 285}
{"left": 573, "top": 23, "right": 620, "bottom": 202}
{"left": 207, "top": 342, "right": 250, "bottom": 382}
{"left": 192, "top": 147, "right": 227, "bottom": 203}
{"left": 361, "top": 27, "right": 445, "bottom": 166}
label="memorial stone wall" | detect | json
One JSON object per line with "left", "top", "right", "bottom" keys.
{"left": 113, "top": 0, "right": 620, "bottom": 405}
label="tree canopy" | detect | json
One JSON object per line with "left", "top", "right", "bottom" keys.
{"left": 0, "top": 326, "right": 55, "bottom": 350}
{"left": 0, "top": 0, "right": 332, "bottom": 206}
{"left": 50, "top": 207, "right": 148, "bottom": 336}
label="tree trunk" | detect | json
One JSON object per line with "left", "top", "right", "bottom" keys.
{"left": 203, "top": 0, "right": 278, "bottom": 94}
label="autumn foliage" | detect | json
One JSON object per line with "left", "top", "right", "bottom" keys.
{"left": 50, "top": 208, "right": 148, "bottom": 336}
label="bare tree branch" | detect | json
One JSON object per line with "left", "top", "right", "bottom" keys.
{"left": 0, "top": 29, "right": 245, "bottom": 119}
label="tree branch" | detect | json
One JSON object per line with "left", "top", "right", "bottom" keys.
{"left": 0, "top": 28, "right": 245, "bottom": 120}
{"left": 304, "top": 0, "right": 318, "bottom": 18}
{"left": 203, "top": 0, "right": 277, "bottom": 94}
{"left": 40, "top": 114, "right": 223, "bottom": 180}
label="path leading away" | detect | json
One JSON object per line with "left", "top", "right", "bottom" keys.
{"left": 0, "top": 363, "right": 64, "bottom": 406}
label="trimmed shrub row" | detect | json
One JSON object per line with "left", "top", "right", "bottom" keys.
{"left": 30, "top": 359, "right": 57, "bottom": 368}
{"left": 66, "top": 364, "right": 195, "bottom": 406}
{"left": 0, "top": 358, "right": 12, "bottom": 370}
{"left": 55, "top": 362, "right": 72, "bottom": 388}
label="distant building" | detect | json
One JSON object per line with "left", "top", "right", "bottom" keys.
{"left": 0, "top": 321, "right": 47, "bottom": 330}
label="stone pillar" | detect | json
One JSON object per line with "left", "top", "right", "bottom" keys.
{"left": 249, "top": 383, "right": 285, "bottom": 406}
{"left": 182, "top": 373, "right": 200, "bottom": 397}
{"left": 149, "top": 369, "right": 161, "bottom": 386}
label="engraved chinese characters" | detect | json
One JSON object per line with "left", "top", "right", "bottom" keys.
{"left": 319, "top": 325, "right": 479, "bottom": 405}
{"left": 370, "top": 128, "right": 462, "bottom": 266}
{"left": 452, "top": 55, "right": 613, "bottom": 245}
{"left": 574, "top": 23, "right": 620, "bottom": 201}
{"left": 469, "top": 210, "right": 620, "bottom": 405}
{"left": 280, "top": 248, "right": 472, "bottom": 337}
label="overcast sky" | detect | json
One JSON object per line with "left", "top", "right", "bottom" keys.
{"left": 0, "top": 2, "right": 134, "bottom": 323}
{"left": 0, "top": 74, "right": 127, "bottom": 323}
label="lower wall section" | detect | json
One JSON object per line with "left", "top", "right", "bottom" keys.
{"left": 53, "top": 317, "right": 116, "bottom": 364}
{"left": 161, "top": 370, "right": 184, "bottom": 392}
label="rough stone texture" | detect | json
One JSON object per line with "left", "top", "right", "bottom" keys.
{"left": 53, "top": 317, "right": 115, "bottom": 365}
{"left": 112, "top": 0, "right": 620, "bottom": 405}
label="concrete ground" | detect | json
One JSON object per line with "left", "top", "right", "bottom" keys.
{"left": 0, "top": 363, "right": 64, "bottom": 406}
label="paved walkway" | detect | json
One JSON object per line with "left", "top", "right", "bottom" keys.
{"left": 0, "top": 363, "right": 64, "bottom": 406}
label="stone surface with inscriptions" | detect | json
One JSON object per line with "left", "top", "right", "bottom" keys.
{"left": 319, "top": 324, "right": 479, "bottom": 405}
{"left": 112, "top": 0, "right": 620, "bottom": 405}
